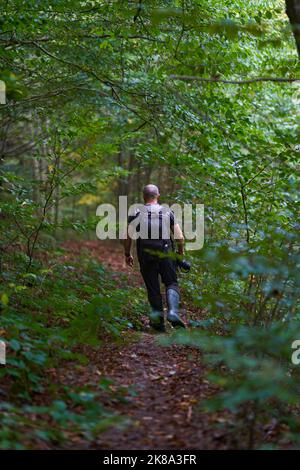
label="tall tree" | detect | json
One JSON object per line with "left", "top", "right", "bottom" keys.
{"left": 286, "top": 0, "right": 300, "bottom": 56}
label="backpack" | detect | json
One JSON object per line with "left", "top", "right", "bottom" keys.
{"left": 136, "top": 204, "right": 173, "bottom": 251}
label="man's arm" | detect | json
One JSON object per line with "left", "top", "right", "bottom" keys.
{"left": 173, "top": 223, "right": 184, "bottom": 256}
{"left": 123, "top": 227, "right": 134, "bottom": 267}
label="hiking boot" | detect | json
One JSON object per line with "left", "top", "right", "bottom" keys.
{"left": 166, "top": 289, "right": 186, "bottom": 328}
{"left": 149, "top": 310, "right": 166, "bottom": 332}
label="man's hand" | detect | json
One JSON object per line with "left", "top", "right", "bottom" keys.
{"left": 125, "top": 254, "right": 134, "bottom": 267}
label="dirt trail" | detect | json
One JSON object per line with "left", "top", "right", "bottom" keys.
{"left": 95, "top": 333, "right": 221, "bottom": 450}
{"left": 62, "top": 241, "right": 222, "bottom": 449}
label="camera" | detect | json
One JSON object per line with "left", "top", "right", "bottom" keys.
{"left": 177, "top": 259, "right": 191, "bottom": 273}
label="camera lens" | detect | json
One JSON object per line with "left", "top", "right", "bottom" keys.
{"left": 178, "top": 260, "right": 191, "bottom": 272}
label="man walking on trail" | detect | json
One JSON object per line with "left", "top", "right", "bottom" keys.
{"left": 124, "top": 184, "right": 186, "bottom": 332}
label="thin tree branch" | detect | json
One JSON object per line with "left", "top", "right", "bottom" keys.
{"left": 31, "top": 42, "right": 115, "bottom": 88}
{"left": 169, "top": 75, "right": 300, "bottom": 84}
{"left": 0, "top": 34, "right": 164, "bottom": 46}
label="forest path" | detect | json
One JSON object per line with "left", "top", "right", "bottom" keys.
{"left": 95, "top": 330, "right": 218, "bottom": 450}
{"left": 63, "top": 241, "right": 221, "bottom": 450}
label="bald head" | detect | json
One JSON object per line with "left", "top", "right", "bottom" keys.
{"left": 143, "top": 184, "right": 160, "bottom": 203}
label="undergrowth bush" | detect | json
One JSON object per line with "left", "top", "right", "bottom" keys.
{"left": 0, "top": 246, "right": 140, "bottom": 449}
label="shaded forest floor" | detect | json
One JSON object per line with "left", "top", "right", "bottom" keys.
{"left": 2, "top": 240, "right": 286, "bottom": 449}
{"left": 58, "top": 241, "right": 229, "bottom": 450}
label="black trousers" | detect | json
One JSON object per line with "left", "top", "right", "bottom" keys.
{"left": 137, "top": 246, "right": 179, "bottom": 312}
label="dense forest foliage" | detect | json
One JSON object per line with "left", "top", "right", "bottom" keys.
{"left": 0, "top": 0, "right": 300, "bottom": 449}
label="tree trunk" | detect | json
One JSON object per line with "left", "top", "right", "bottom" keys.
{"left": 286, "top": 0, "right": 300, "bottom": 57}
{"left": 54, "top": 153, "right": 60, "bottom": 235}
